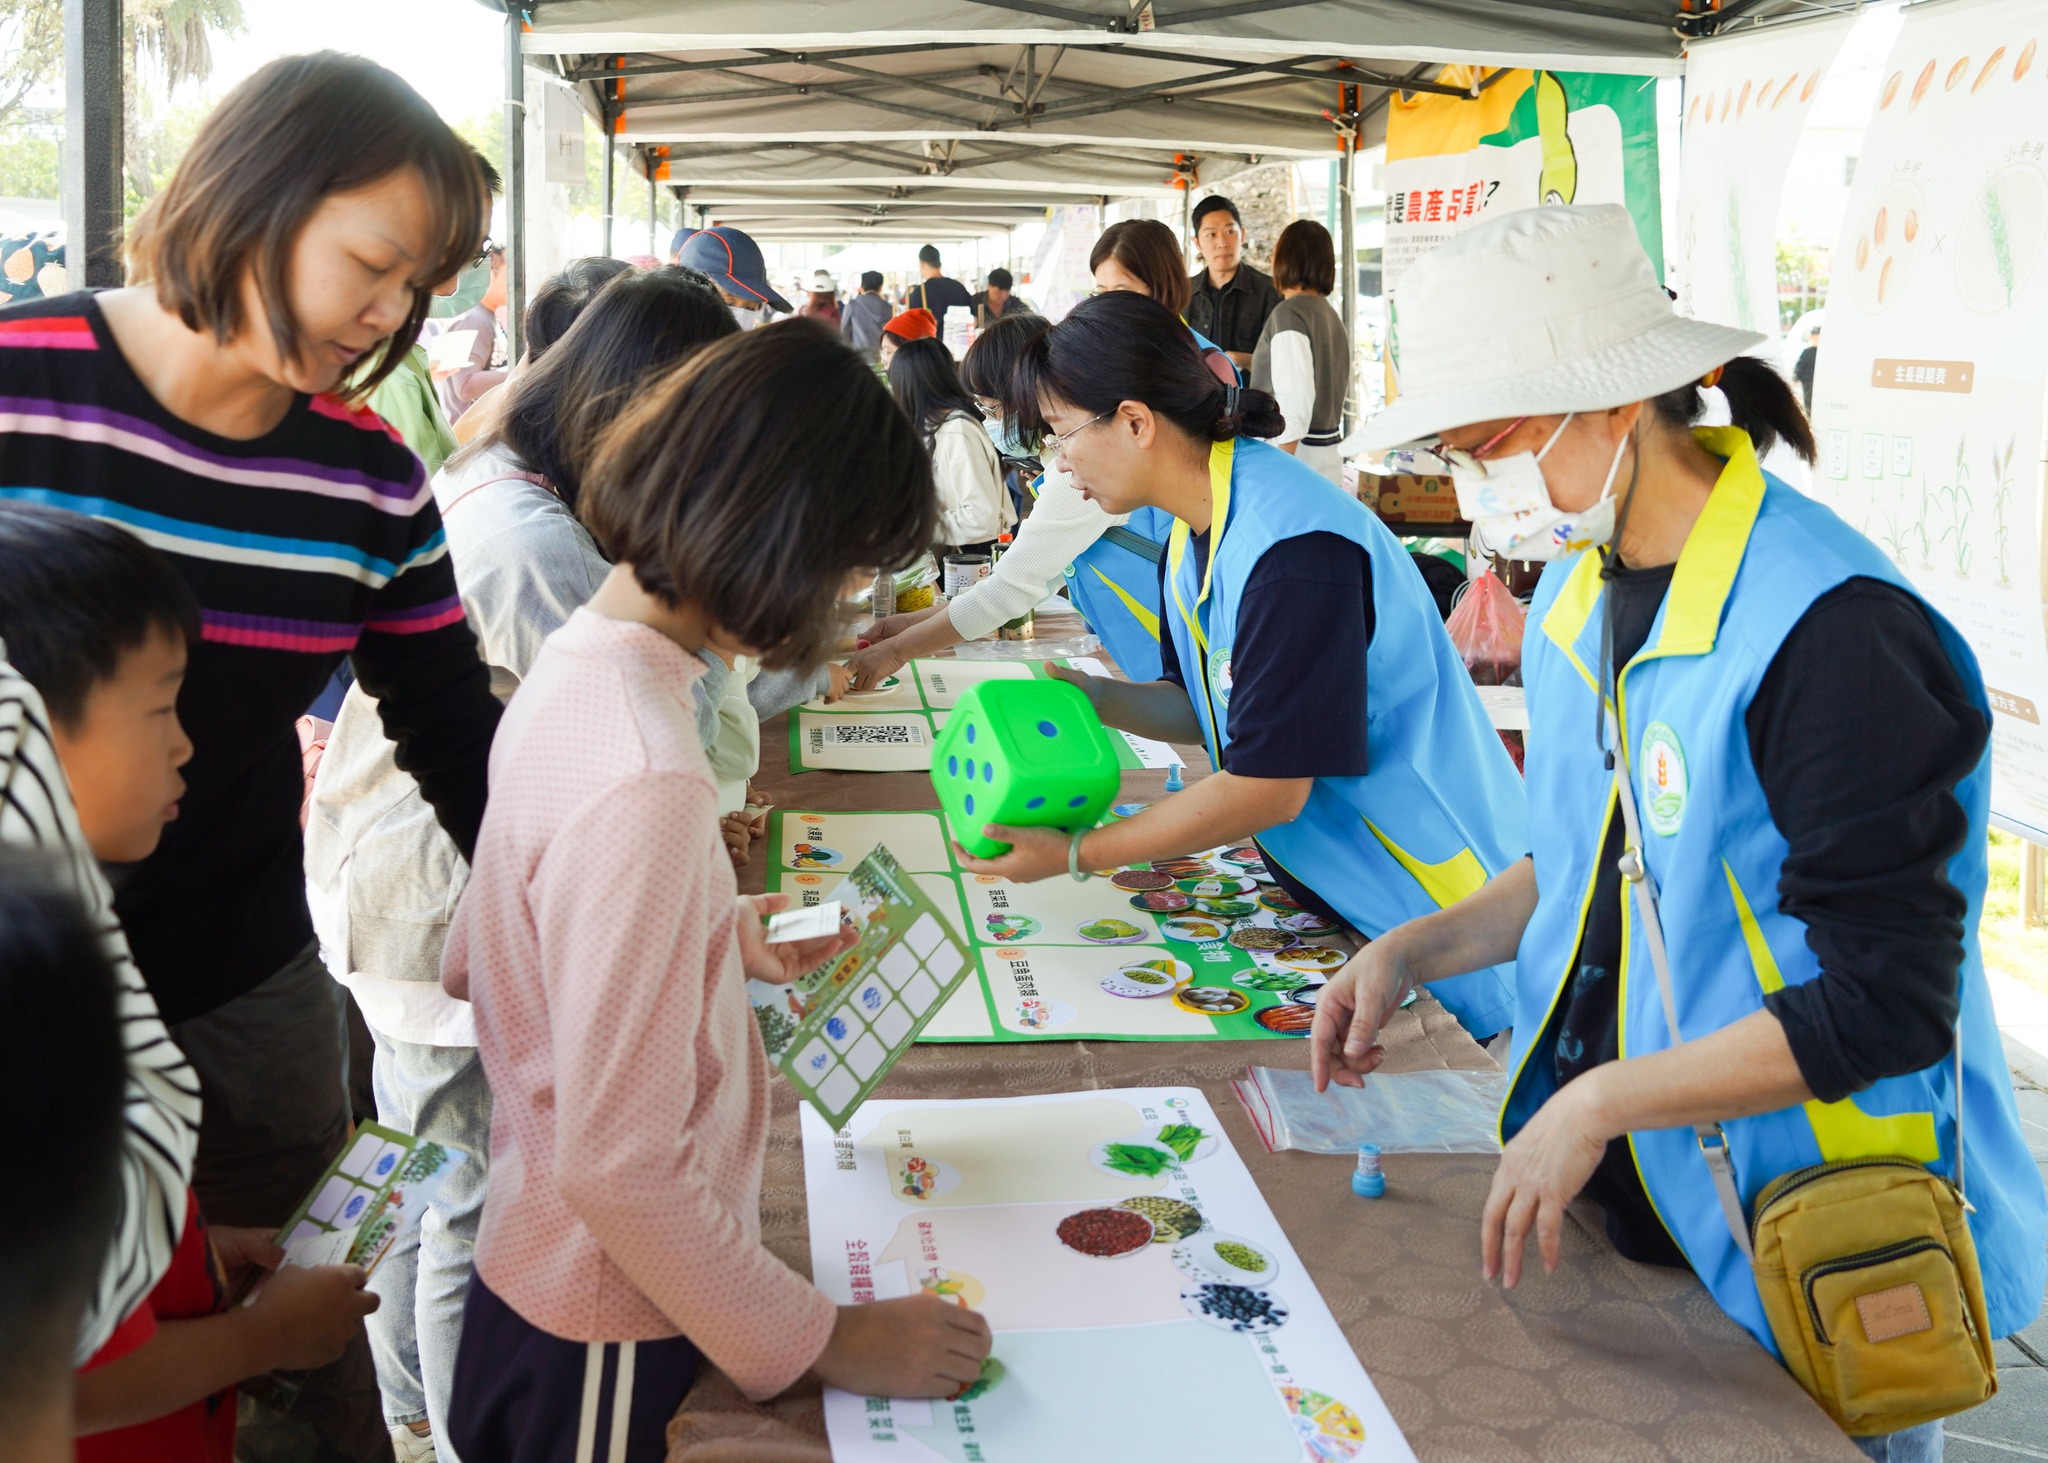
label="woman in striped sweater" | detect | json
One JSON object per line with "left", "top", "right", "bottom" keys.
{"left": 0, "top": 52, "right": 500, "bottom": 1461}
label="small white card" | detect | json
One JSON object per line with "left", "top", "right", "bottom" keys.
{"left": 768, "top": 900, "right": 846, "bottom": 944}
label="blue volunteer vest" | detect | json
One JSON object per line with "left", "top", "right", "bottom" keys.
{"left": 1035, "top": 326, "right": 1236, "bottom": 684}
{"left": 1165, "top": 436, "right": 1529, "bottom": 1036}
{"left": 1503, "top": 427, "right": 2046, "bottom": 1352}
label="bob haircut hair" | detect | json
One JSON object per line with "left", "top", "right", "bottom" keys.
{"left": 1011, "top": 290, "right": 1283, "bottom": 444}
{"left": 125, "top": 51, "right": 488, "bottom": 400}
{"left": 481, "top": 266, "right": 736, "bottom": 509}
{"left": 958, "top": 311, "right": 1050, "bottom": 401}
{"left": 580, "top": 319, "right": 938, "bottom": 671}
{"left": 523, "top": 256, "right": 635, "bottom": 361}
{"left": 1272, "top": 219, "right": 1336, "bottom": 296}
{"left": 1088, "top": 219, "right": 1192, "bottom": 316}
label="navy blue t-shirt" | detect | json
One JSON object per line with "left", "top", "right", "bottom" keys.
{"left": 1159, "top": 530, "right": 1373, "bottom": 922}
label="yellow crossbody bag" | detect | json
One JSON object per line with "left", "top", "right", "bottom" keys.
{"left": 1611, "top": 726, "right": 1996, "bottom": 1436}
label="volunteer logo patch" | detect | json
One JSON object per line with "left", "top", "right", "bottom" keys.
{"left": 1208, "top": 646, "right": 1235, "bottom": 705}
{"left": 1641, "top": 722, "right": 1688, "bottom": 836}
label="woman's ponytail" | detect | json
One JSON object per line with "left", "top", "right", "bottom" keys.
{"left": 1651, "top": 354, "right": 1816, "bottom": 465}
{"left": 1213, "top": 382, "right": 1285, "bottom": 441}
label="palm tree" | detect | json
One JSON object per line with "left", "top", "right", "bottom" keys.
{"left": 124, "top": 0, "right": 246, "bottom": 205}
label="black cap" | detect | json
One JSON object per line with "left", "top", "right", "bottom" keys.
{"left": 917, "top": 244, "right": 942, "bottom": 267}
{"left": 1191, "top": 194, "right": 1241, "bottom": 230}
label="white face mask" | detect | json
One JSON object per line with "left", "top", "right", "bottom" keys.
{"left": 730, "top": 303, "right": 762, "bottom": 331}
{"left": 1452, "top": 414, "right": 1632, "bottom": 561}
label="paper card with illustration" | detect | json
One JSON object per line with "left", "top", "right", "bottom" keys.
{"left": 973, "top": 942, "right": 1315, "bottom": 1042}
{"left": 909, "top": 658, "right": 1038, "bottom": 709}
{"left": 803, "top": 1087, "right": 1412, "bottom": 1463}
{"left": 790, "top": 711, "right": 939, "bottom": 773}
{"left": 754, "top": 868, "right": 981, "bottom": 1053}
{"left": 773, "top": 809, "right": 955, "bottom": 875}
{"left": 800, "top": 672, "right": 926, "bottom": 715}
{"left": 1065, "top": 656, "right": 1189, "bottom": 769}
{"left": 273, "top": 1122, "right": 469, "bottom": 1277}
{"left": 768, "top": 846, "right": 977, "bottom": 1130}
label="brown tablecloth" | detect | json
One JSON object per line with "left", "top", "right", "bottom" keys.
{"left": 670, "top": 623, "right": 1860, "bottom": 1463}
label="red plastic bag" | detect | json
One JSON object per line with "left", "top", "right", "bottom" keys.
{"left": 1445, "top": 568, "right": 1526, "bottom": 687}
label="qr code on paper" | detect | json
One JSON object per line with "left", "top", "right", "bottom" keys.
{"left": 812, "top": 722, "right": 927, "bottom": 750}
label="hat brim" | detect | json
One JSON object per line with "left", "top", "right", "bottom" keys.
{"left": 712, "top": 270, "right": 793, "bottom": 314}
{"left": 1349, "top": 315, "right": 1768, "bottom": 453}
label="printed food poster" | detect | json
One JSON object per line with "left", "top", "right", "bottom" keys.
{"left": 1381, "top": 65, "right": 1663, "bottom": 299}
{"left": 1808, "top": 0, "right": 2048, "bottom": 838}
{"left": 1676, "top": 14, "right": 1856, "bottom": 332}
{"left": 803, "top": 1088, "right": 1412, "bottom": 1462}
{"left": 761, "top": 846, "right": 976, "bottom": 1130}
{"left": 757, "top": 813, "right": 1351, "bottom": 1047}
{"left": 273, "top": 1121, "right": 468, "bottom": 1275}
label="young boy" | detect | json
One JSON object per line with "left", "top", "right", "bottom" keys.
{"left": 0, "top": 502, "right": 377, "bottom": 1459}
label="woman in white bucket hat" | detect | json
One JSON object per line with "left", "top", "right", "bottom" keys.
{"left": 1316, "top": 204, "right": 2043, "bottom": 1462}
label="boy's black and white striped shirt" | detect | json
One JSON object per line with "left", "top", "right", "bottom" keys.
{"left": 0, "top": 656, "right": 200, "bottom": 1359}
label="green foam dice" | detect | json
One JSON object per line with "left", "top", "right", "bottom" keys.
{"left": 930, "top": 678, "right": 1122, "bottom": 859}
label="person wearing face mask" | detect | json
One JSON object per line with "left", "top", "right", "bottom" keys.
{"left": 950, "top": 289, "right": 1526, "bottom": 1041}
{"left": 850, "top": 220, "right": 1235, "bottom": 690}
{"left": 1316, "top": 205, "right": 2043, "bottom": 1461}
{"left": 677, "top": 224, "right": 792, "bottom": 331}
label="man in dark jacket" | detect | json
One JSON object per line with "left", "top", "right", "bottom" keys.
{"left": 1186, "top": 194, "right": 1281, "bottom": 369}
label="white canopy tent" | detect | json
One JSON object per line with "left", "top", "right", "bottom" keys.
{"left": 490, "top": 0, "right": 1826, "bottom": 359}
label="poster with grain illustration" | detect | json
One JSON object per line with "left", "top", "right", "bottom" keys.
{"left": 803, "top": 1089, "right": 1413, "bottom": 1461}
{"left": 1809, "top": 0, "right": 2048, "bottom": 838}
{"left": 1675, "top": 15, "right": 1855, "bottom": 332}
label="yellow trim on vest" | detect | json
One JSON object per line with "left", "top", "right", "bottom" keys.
{"left": 1086, "top": 565, "right": 1162, "bottom": 641}
{"left": 1721, "top": 863, "right": 1940, "bottom": 1165}
{"left": 1538, "top": 551, "right": 1605, "bottom": 693}
{"left": 1362, "top": 819, "right": 1488, "bottom": 909}
{"left": 1650, "top": 427, "right": 1766, "bottom": 658}
{"left": 1538, "top": 426, "right": 1772, "bottom": 689}
{"left": 1167, "top": 440, "right": 1240, "bottom": 754}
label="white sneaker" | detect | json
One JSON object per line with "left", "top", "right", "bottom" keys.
{"left": 390, "top": 1425, "right": 438, "bottom": 1463}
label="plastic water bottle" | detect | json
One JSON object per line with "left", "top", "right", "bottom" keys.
{"left": 1350, "top": 1143, "right": 1386, "bottom": 1199}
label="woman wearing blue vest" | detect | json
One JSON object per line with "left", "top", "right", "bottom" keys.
{"left": 849, "top": 220, "right": 1233, "bottom": 690}
{"left": 1315, "top": 204, "right": 2044, "bottom": 1461}
{"left": 952, "top": 289, "right": 1528, "bottom": 1039}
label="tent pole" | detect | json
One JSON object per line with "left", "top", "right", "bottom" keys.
{"left": 649, "top": 166, "right": 657, "bottom": 256}
{"left": 1339, "top": 132, "right": 1357, "bottom": 436}
{"left": 602, "top": 129, "right": 616, "bottom": 257}
{"left": 62, "top": 0, "right": 124, "bottom": 288}
{"left": 503, "top": 5, "right": 526, "bottom": 361}
{"left": 1181, "top": 184, "right": 1192, "bottom": 267}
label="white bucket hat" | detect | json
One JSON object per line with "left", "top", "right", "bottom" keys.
{"left": 1352, "top": 204, "right": 1764, "bottom": 452}
{"left": 812, "top": 269, "right": 838, "bottom": 291}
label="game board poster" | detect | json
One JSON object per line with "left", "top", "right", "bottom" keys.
{"left": 1807, "top": 0, "right": 2048, "bottom": 838}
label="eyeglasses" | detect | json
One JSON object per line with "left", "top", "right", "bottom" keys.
{"left": 469, "top": 237, "right": 498, "bottom": 271}
{"left": 1040, "top": 410, "right": 1114, "bottom": 457}
{"left": 1374, "top": 415, "right": 1528, "bottom": 476}
{"left": 974, "top": 397, "right": 1005, "bottom": 421}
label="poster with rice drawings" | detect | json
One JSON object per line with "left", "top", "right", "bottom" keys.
{"left": 803, "top": 1087, "right": 1412, "bottom": 1462}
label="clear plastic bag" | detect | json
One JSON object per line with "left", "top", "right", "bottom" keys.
{"left": 1233, "top": 1065, "right": 1506, "bottom": 1155}
{"left": 1445, "top": 567, "right": 1526, "bottom": 687}
{"left": 953, "top": 634, "right": 1102, "bottom": 661}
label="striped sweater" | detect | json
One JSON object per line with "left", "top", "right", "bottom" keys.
{"left": 0, "top": 293, "right": 500, "bottom": 1022}
{"left": 0, "top": 657, "right": 200, "bottom": 1360}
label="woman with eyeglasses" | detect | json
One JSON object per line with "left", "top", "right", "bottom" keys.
{"left": 950, "top": 287, "right": 1526, "bottom": 1043}
{"left": 849, "top": 218, "right": 1235, "bottom": 689}
{"left": 1315, "top": 205, "right": 2042, "bottom": 1462}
